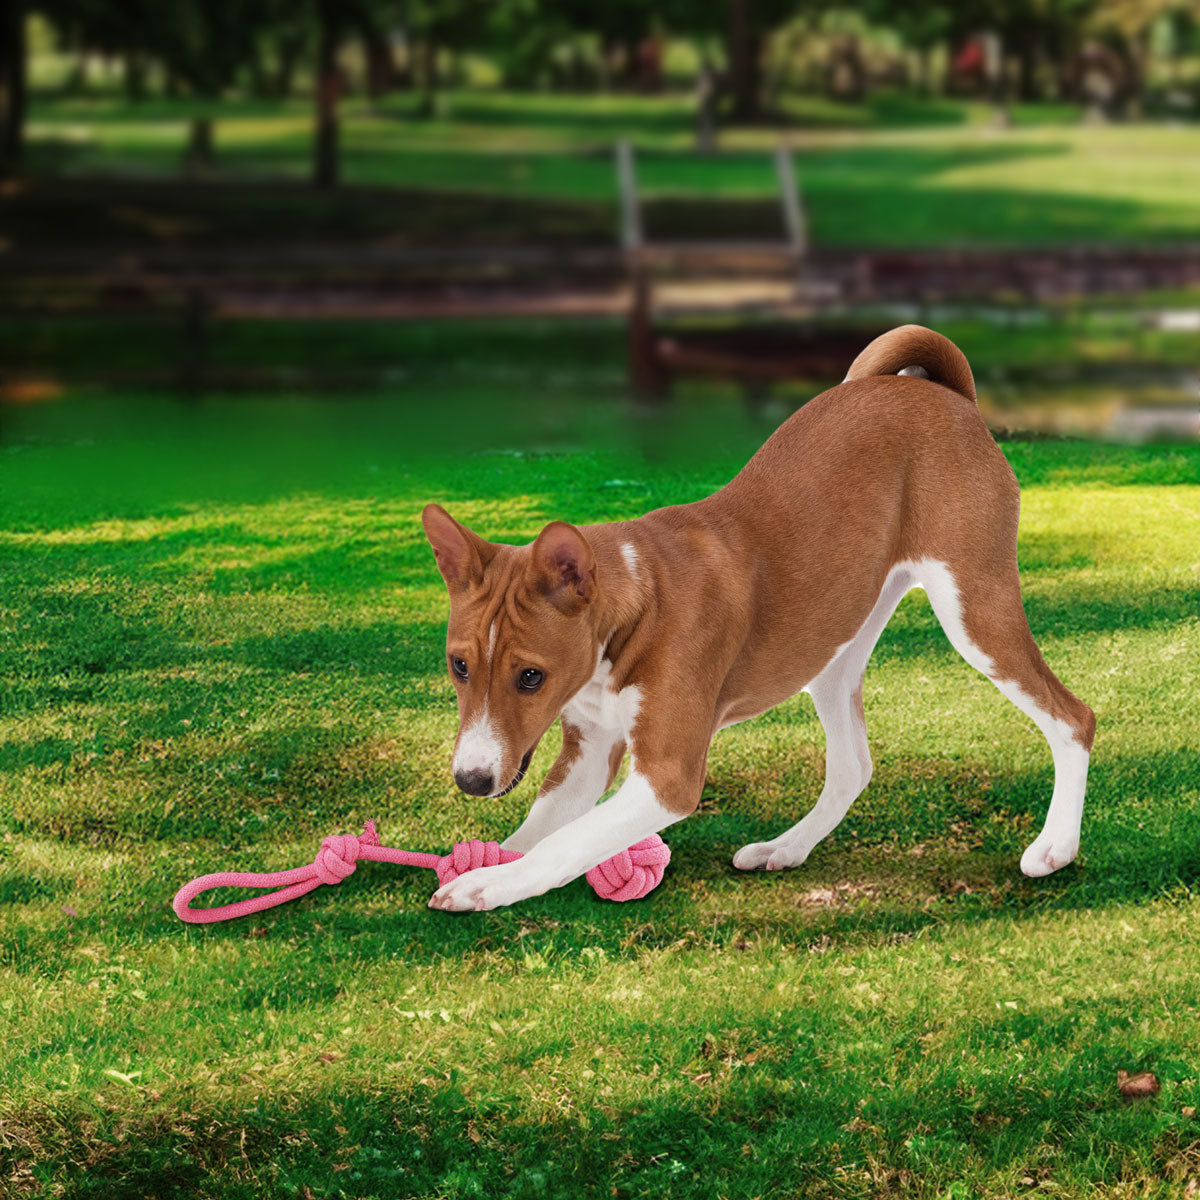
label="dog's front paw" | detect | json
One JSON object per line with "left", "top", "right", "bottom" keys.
{"left": 428, "top": 860, "right": 539, "bottom": 912}
{"left": 1020, "top": 832, "right": 1079, "bottom": 878}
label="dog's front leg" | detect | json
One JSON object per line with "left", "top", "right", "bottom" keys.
{"left": 500, "top": 719, "right": 624, "bottom": 854}
{"left": 429, "top": 760, "right": 696, "bottom": 912}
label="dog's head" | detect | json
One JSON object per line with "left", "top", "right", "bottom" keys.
{"left": 422, "top": 504, "right": 602, "bottom": 797}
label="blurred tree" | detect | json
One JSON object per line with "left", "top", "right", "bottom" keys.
{"left": 403, "top": 0, "right": 490, "bottom": 116}
{"left": 861, "top": 0, "right": 950, "bottom": 94}
{"left": 39, "top": 0, "right": 283, "bottom": 171}
{"left": 679, "top": 0, "right": 819, "bottom": 121}
{"left": 484, "top": 0, "right": 568, "bottom": 88}
{"left": 1090, "top": 0, "right": 1198, "bottom": 105}
{"left": 314, "top": 0, "right": 340, "bottom": 186}
{"left": 0, "top": 0, "right": 25, "bottom": 179}
{"left": 356, "top": 4, "right": 398, "bottom": 101}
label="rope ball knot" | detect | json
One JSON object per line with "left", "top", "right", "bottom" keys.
{"left": 435, "top": 839, "right": 508, "bottom": 887}
{"left": 586, "top": 834, "right": 671, "bottom": 900}
{"left": 313, "top": 832, "right": 363, "bottom": 885}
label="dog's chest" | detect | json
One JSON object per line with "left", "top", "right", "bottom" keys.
{"left": 563, "top": 652, "right": 640, "bottom": 736}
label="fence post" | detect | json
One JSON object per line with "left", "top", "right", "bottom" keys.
{"left": 616, "top": 139, "right": 642, "bottom": 251}
{"left": 774, "top": 142, "right": 808, "bottom": 258}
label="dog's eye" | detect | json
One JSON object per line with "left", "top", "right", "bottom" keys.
{"left": 451, "top": 657, "right": 469, "bottom": 680}
{"left": 517, "top": 668, "right": 544, "bottom": 692}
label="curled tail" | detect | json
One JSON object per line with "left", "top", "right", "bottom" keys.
{"left": 844, "top": 325, "right": 976, "bottom": 405}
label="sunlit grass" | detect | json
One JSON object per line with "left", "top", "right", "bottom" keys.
{"left": 0, "top": 383, "right": 1198, "bottom": 1195}
{"left": 22, "top": 89, "right": 1200, "bottom": 247}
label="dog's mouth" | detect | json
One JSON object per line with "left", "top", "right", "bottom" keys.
{"left": 494, "top": 745, "right": 535, "bottom": 798}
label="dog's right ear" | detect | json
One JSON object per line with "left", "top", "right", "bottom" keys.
{"left": 421, "top": 504, "right": 494, "bottom": 590}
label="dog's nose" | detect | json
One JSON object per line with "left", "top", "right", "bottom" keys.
{"left": 454, "top": 768, "right": 494, "bottom": 796}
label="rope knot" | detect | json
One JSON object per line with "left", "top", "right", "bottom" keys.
{"left": 585, "top": 834, "right": 671, "bottom": 901}
{"left": 435, "top": 839, "right": 507, "bottom": 887}
{"left": 313, "top": 831, "right": 363, "bottom": 885}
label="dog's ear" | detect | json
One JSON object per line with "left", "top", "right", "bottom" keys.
{"left": 422, "top": 504, "right": 495, "bottom": 590}
{"left": 526, "top": 521, "right": 596, "bottom": 614}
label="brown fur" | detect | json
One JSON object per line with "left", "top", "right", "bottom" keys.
{"left": 424, "top": 325, "right": 1094, "bottom": 820}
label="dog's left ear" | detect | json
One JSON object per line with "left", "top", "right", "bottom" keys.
{"left": 422, "top": 503, "right": 496, "bottom": 590}
{"left": 527, "top": 521, "right": 596, "bottom": 613}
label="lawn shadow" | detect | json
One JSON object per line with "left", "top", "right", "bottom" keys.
{"left": 23, "top": 1005, "right": 1189, "bottom": 1200}
{"left": 4, "top": 744, "right": 1181, "bottom": 983}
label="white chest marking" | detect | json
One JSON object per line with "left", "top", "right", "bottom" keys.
{"left": 564, "top": 647, "right": 641, "bottom": 737}
{"left": 453, "top": 703, "right": 504, "bottom": 776}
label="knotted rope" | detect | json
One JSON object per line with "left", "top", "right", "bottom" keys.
{"left": 173, "top": 820, "right": 669, "bottom": 923}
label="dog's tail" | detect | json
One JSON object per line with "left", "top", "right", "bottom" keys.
{"left": 843, "top": 325, "right": 976, "bottom": 405}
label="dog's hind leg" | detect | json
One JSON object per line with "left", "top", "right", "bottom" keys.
{"left": 918, "top": 559, "right": 1094, "bottom": 877}
{"left": 733, "top": 567, "right": 913, "bottom": 872}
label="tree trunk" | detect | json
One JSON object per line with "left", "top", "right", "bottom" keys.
{"left": 247, "top": 41, "right": 271, "bottom": 99}
{"left": 183, "top": 115, "right": 214, "bottom": 177}
{"left": 727, "top": 0, "right": 762, "bottom": 122}
{"left": 361, "top": 19, "right": 395, "bottom": 102}
{"left": 916, "top": 44, "right": 933, "bottom": 96}
{"left": 274, "top": 31, "right": 303, "bottom": 98}
{"left": 124, "top": 51, "right": 148, "bottom": 102}
{"left": 418, "top": 36, "right": 437, "bottom": 117}
{"left": 0, "top": 0, "right": 26, "bottom": 180}
{"left": 695, "top": 58, "right": 718, "bottom": 153}
{"left": 1015, "top": 34, "right": 1040, "bottom": 101}
{"left": 314, "top": 1, "right": 340, "bottom": 188}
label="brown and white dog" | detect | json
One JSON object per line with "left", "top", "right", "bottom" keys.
{"left": 421, "top": 325, "right": 1095, "bottom": 912}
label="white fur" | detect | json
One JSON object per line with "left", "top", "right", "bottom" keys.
{"left": 734, "top": 558, "right": 1088, "bottom": 877}
{"left": 452, "top": 704, "right": 504, "bottom": 784}
{"left": 621, "top": 542, "right": 640, "bottom": 579}
{"left": 734, "top": 562, "right": 912, "bottom": 870}
{"left": 563, "top": 646, "right": 642, "bottom": 737}
{"left": 916, "top": 558, "right": 1089, "bottom": 876}
{"left": 495, "top": 646, "right": 642, "bottom": 852}
{"left": 501, "top": 723, "right": 623, "bottom": 853}
{"left": 431, "top": 768, "right": 678, "bottom": 911}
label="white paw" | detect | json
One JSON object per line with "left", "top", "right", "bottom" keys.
{"left": 733, "top": 841, "right": 776, "bottom": 871}
{"left": 733, "top": 838, "right": 812, "bottom": 872}
{"left": 428, "top": 860, "right": 539, "bottom": 912}
{"left": 1020, "top": 833, "right": 1079, "bottom": 878}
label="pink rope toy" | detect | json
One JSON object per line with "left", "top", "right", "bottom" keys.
{"left": 172, "top": 820, "right": 670, "bottom": 923}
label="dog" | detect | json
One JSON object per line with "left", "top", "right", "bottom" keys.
{"left": 421, "top": 325, "right": 1095, "bottom": 912}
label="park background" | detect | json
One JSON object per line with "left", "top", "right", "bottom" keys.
{"left": 1, "top": 2, "right": 1199, "bottom": 1197}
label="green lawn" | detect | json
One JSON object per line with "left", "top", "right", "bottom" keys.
{"left": 1, "top": 382, "right": 1198, "bottom": 1198}
{"left": 22, "top": 89, "right": 1200, "bottom": 248}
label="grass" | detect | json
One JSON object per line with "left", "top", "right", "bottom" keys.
{"left": 19, "top": 88, "right": 1200, "bottom": 248}
{"left": 1, "top": 377, "right": 1198, "bottom": 1198}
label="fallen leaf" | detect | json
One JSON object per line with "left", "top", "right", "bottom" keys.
{"left": 1183, "top": 1106, "right": 1196, "bottom": 1119}
{"left": 1117, "top": 1070, "right": 1160, "bottom": 1099}
{"left": 318, "top": 1052, "right": 340, "bottom": 1064}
